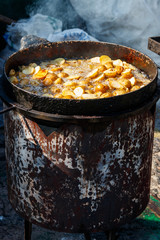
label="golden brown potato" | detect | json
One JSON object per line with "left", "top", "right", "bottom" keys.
{"left": 104, "top": 69, "right": 117, "bottom": 78}
{"left": 10, "top": 76, "right": 18, "bottom": 84}
{"left": 100, "top": 55, "right": 112, "bottom": 64}
{"left": 58, "top": 72, "right": 69, "bottom": 78}
{"left": 115, "top": 66, "right": 124, "bottom": 75}
{"left": 100, "top": 92, "right": 113, "bottom": 98}
{"left": 9, "top": 56, "right": 150, "bottom": 99}
{"left": 20, "top": 79, "right": 29, "bottom": 86}
{"left": 118, "top": 79, "right": 131, "bottom": 88}
{"left": 43, "top": 78, "right": 54, "bottom": 86}
{"left": 22, "top": 66, "right": 35, "bottom": 75}
{"left": 33, "top": 69, "right": 48, "bottom": 80}
{"left": 54, "top": 78, "right": 63, "bottom": 85}
{"left": 86, "top": 68, "right": 99, "bottom": 78}
{"left": 9, "top": 69, "right": 16, "bottom": 76}
{"left": 130, "top": 85, "right": 140, "bottom": 91}
{"left": 109, "top": 80, "right": 124, "bottom": 89}
{"left": 98, "top": 65, "right": 107, "bottom": 72}
{"left": 50, "top": 67, "right": 63, "bottom": 72}
{"left": 95, "top": 83, "right": 108, "bottom": 93}
{"left": 105, "top": 62, "right": 113, "bottom": 69}
{"left": 121, "top": 69, "right": 133, "bottom": 78}
{"left": 113, "top": 89, "right": 127, "bottom": 96}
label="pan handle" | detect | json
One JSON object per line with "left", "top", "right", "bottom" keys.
{"left": 148, "top": 37, "right": 160, "bottom": 55}
{"left": 0, "top": 106, "right": 15, "bottom": 114}
{"left": 0, "top": 94, "right": 16, "bottom": 114}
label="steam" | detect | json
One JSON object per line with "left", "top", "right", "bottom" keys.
{"left": 26, "top": 0, "right": 86, "bottom": 30}
{"left": 25, "top": 0, "right": 160, "bottom": 64}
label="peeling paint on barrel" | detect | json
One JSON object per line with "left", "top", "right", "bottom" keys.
{"left": 3, "top": 105, "right": 155, "bottom": 232}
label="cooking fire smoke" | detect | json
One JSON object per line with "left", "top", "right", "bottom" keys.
{"left": 26, "top": 0, "right": 160, "bottom": 64}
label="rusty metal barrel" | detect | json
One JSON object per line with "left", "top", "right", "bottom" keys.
{"left": 3, "top": 87, "right": 159, "bottom": 233}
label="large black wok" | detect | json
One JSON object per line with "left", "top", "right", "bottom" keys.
{"left": 3, "top": 41, "right": 158, "bottom": 116}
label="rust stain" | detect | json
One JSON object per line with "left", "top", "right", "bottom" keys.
{"left": 3, "top": 104, "right": 155, "bottom": 232}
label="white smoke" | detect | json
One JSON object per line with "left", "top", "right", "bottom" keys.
{"left": 25, "top": 0, "right": 160, "bottom": 64}
{"left": 26, "top": 0, "right": 86, "bottom": 30}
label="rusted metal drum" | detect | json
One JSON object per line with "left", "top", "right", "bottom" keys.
{"left": 3, "top": 96, "right": 156, "bottom": 233}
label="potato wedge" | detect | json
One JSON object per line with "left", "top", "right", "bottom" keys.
{"left": 100, "top": 55, "right": 112, "bottom": 64}
{"left": 62, "top": 89, "right": 75, "bottom": 97}
{"left": 63, "top": 81, "right": 77, "bottom": 87}
{"left": 10, "top": 76, "right": 18, "bottom": 84}
{"left": 51, "top": 58, "right": 65, "bottom": 65}
{"left": 32, "top": 69, "right": 48, "bottom": 80}
{"left": 82, "top": 93, "right": 97, "bottom": 99}
{"left": 86, "top": 68, "right": 99, "bottom": 78}
{"left": 93, "top": 73, "right": 105, "bottom": 82}
{"left": 104, "top": 69, "right": 117, "bottom": 78}
{"left": 50, "top": 67, "right": 63, "bottom": 72}
{"left": 118, "top": 79, "right": 131, "bottom": 88}
{"left": 54, "top": 78, "right": 63, "bottom": 84}
{"left": 100, "top": 92, "right": 113, "bottom": 98}
{"left": 67, "top": 75, "right": 80, "bottom": 80}
{"left": 130, "top": 85, "right": 140, "bottom": 91}
{"left": 121, "top": 69, "right": 133, "bottom": 78}
{"left": 113, "top": 89, "right": 127, "bottom": 96}
{"left": 129, "top": 77, "right": 137, "bottom": 86}
{"left": 58, "top": 72, "right": 69, "bottom": 78}
{"left": 95, "top": 83, "right": 108, "bottom": 93}
{"left": 9, "top": 69, "right": 16, "bottom": 76}
{"left": 22, "top": 66, "right": 35, "bottom": 75}
{"left": 113, "top": 59, "right": 123, "bottom": 67}
{"left": 90, "top": 57, "right": 100, "bottom": 63}
{"left": 74, "top": 87, "right": 84, "bottom": 97}
{"left": 109, "top": 80, "right": 124, "bottom": 89}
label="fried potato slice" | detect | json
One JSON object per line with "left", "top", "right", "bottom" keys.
{"left": 86, "top": 68, "right": 99, "bottom": 78}
{"left": 95, "top": 83, "right": 108, "bottom": 93}
{"left": 42, "top": 93, "right": 54, "bottom": 98}
{"left": 130, "top": 85, "right": 140, "bottom": 91}
{"left": 9, "top": 69, "right": 16, "bottom": 76}
{"left": 50, "top": 67, "right": 63, "bottom": 72}
{"left": 54, "top": 78, "right": 63, "bottom": 84}
{"left": 109, "top": 80, "right": 124, "bottom": 89}
{"left": 67, "top": 75, "right": 80, "bottom": 80}
{"left": 100, "top": 55, "right": 112, "bottom": 65}
{"left": 115, "top": 66, "right": 124, "bottom": 75}
{"left": 62, "top": 89, "right": 75, "bottom": 98}
{"left": 22, "top": 66, "right": 35, "bottom": 75}
{"left": 51, "top": 58, "right": 65, "bottom": 65}
{"left": 93, "top": 73, "right": 105, "bottom": 82}
{"left": 113, "top": 89, "right": 127, "bottom": 96}
{"left": 32, "top": 69, "right": 48, "bottom": 80}
{"left": 63, "top": 81, "right": 77, "bottom": 87}
{"left": 129, "top": 77, "right": 137, "bottom": 86}
{"left": 82, "top": 93, "right": 97, "bottom": 99}
{"left": 90, "top": 57, "right": 100, "bottom": 63}
{"left": 121, "top": 69, "right": 133, "bottom": 78}
{"left": 34, "top": 66, "right": 41, "bottom": 74}
{"left": 105, "top": 62, "right": 113, "bottom": 69}
{"left": 74, "top": 87, "right": 84, "bottom": 97}
{"left": 58, "top": 72, "right": 69, "bottom": 78}
{"left": 113, "top": 59, "right": 123, "bottom": 67}
{"left": 100, "top": 92, "right": 113, "bottom": 98}
{"left": 10, "top": 76, "right": 18, "bottom": 84}
{"left": 104, "top": 69, "right": 117, "bottom": 78}
{"left": 118, "top": 79, "right": 131, "bottom": 88}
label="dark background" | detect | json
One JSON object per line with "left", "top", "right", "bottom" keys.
{"left": 0, "top": 0, "right": 86, "bottom": 51}
{"left": 0, "top": 0, "right": 34, "bottom": 49}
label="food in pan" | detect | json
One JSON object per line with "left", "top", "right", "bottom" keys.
{"left": 8, "top": 55, "right": 151, "bottom": 99}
